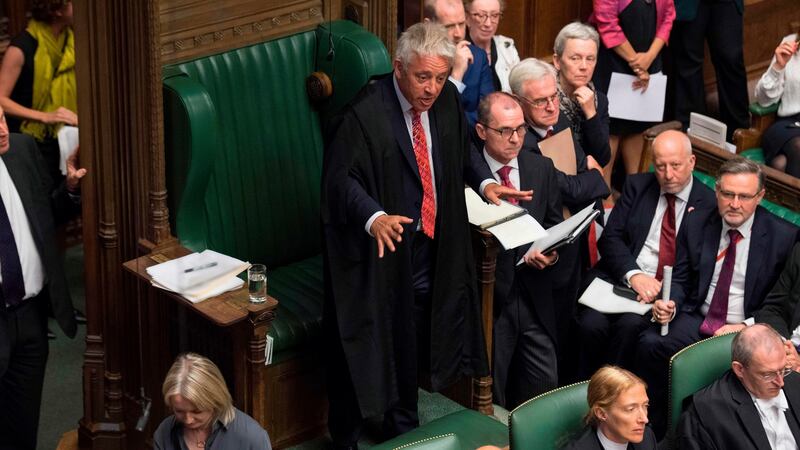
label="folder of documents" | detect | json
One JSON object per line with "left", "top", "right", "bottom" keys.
{"left": 146, "top": 249, "right": 249, "bottom": 303}
{"left": 464, "top": 188, "right": 549, "bottom": 250}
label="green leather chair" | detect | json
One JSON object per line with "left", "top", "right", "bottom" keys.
{"left": 372, "top": 410, "right": 508, "bottom": 450}
{"left": 508, "top": 381, "right": 590, "bottom": 450}
{"left": 668, "top": 332, "right": 738, "bottom": 436}
{"left": 391, "top": 433, "right": 461, "bottom": 450}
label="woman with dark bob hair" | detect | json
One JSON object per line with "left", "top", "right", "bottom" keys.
{"left": 565, "top": 366, "right": 657, "bottom": 449}
{"left": 153, "top": 353, "right": 271, "bottom": 449}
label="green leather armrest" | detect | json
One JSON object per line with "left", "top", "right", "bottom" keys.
{"left": 392, "top": 433, "right": 461, "bottom": 450}
{"left": 509, "top": 381, "right": 589, "bottom": 450}
{"left": 372, "top": 410, "right": 507, "bottom": 450}
{"left": 163, "top": 68, "right": 221, "bottom": 251}
{"left": 750, "top": 101, "right": 780, "bottom": 117}
{"left": 668, "top": 332, "right": 737, "bottom": 435}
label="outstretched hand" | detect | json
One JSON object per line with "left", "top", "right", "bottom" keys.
{"left": 370, "top": 214, "right": 413, "bottom": 258}
{"left": 484, "top": 183, "right": 533, "bottom": 205}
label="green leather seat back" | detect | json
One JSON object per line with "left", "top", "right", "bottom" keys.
{"left": 392, "top": 433, "right": 461, "bottom": 450}
{"left": 509, "top": 381, "right": 589, "bottom": 450}
{"left": 372, "top": 410, "right": 508, "bottom": 450}
{"left": 668, "top": 332, "right": 737, "bottom": 434}
{"left": 162, "top": 22, "right": 391, "bottom": 353}
{"left": 740, "top": 148, "right": 766, "bottom": 164}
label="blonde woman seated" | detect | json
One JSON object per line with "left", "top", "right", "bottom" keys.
{"left": 564, "top": 366, "right": 656, "bottom": 450}
{"left": 154, "top": 353, "right": 271, "bottom": 450}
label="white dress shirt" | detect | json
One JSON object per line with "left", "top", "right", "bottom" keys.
{"left": 752, "top": 390, "right": 798, "bottom": 450}
{"left": 624, "top": 178, "right": 694, "bottom": 284}
{"left": 483, "top": 149, "right": 520, "bottom": 190}
{"left": 596, "top": 428, "right": 628, "bottom": 450}
{"left": 701, "top": 212, "right": 756, "bottom": 324}
{"left": 755, "top": 33, "right": 800, "bottom": 118}
{"left": 0, "top": 157, "right": 45, "bottom": 305}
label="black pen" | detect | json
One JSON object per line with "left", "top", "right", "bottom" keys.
{"left": 183, "top": 262, "right": 218, "bottom": 273}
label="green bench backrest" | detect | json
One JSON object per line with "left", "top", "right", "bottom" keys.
{"left": 509, "top": 381, "right": 590, "bottom": 450}
{"left": 163, "top": 21, "right": 391, "bottom": 266}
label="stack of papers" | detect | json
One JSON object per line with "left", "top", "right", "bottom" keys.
{"left": 516, "top": 203, "right": 599, "bottom": 265}
{"left": 464, "top": 188, "right": 548, "bottom": 250}
{"left": 146, "top": 250, "right": 249, "bottom": 303}
{"left": 578, "top": 278, "right": 653, "bottom": 315}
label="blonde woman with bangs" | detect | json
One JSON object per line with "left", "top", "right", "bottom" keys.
{"left": 154, "top": 353, "right": 271, "bottom": 449}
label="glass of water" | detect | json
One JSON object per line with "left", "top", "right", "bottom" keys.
{"left": 248, "top": 264, "right": 267, "bottom": 304}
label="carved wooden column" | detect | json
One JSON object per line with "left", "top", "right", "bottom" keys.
{"left": 76, "top": 1, "right": 165, "bottom": 448}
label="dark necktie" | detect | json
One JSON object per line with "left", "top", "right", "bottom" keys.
{"left": 496, "top": 165, "right": 518, "bottom": 205}
{"left": 412, "top": 111, "right": 436, "bottom": 239}
{"left": 699, "top": 229, "right": 744, "bottom": 336}
{"left": 655, "top": 194, "right": 676, "bottom": 281}
{"left": 544, "top": 128, "right": 554, "bottom": 139}
{"left": 0, "top": 194, "right": 25, "bottom": 307}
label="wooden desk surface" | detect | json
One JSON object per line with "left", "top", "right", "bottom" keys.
{"left": 123, "top": 245, "right": 277, "bottom": 327}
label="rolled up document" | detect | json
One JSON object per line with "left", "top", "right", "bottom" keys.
{"left": 661, "top": 266, "right": 672, "bottom": 336}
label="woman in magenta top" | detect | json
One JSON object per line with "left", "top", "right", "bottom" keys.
{"left": 589, "top": 0, "right": 675, "bottom": 185}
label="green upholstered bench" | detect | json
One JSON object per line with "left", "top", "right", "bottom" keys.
{"left": 371, "top": 410, "right": 508, "bottom": 450}
{"left": 162, "top": 20, "right": 391, "bottom": 447}
{"left": 667, "top": 332, "right": 737, "bottom": 441}
{"left": 509, "top": 381, "right": 589, "bottom": 450}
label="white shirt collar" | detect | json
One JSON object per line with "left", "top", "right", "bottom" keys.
{"left": 722, "top": 207, "right": 756, "bottom": 241}
{"left": 393, "top": 76, "right": 414, "bottom": 114}
{"left": 596, "top": 427, "right": 629, "bottom": 450}
{"left": 530, "top": 124, "right": 552, "bottom": 139}
{"left": 482, "top": 147, "right": 519, "bottom": 173}
{"left": 662, "top": 177, "right": 694, "bottom": 204}
{"left": 753, "top": 389, "right": 790, "bottom": 412}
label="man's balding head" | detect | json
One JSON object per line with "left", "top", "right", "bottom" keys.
{"left": 732, "top": 324, "right": 789, "bottom": 399}
{"left": 476, "top": 92, "right": 526, "bottom": 164}
{"left": 424, "top": 0, "right": 467, "bottom": 43}
{"left": 652, "top": 130, "right": 695, "bottom": 194}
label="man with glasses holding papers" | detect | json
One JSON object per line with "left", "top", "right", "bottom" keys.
{"left": 637, "top": 157, "right": 800, "bottom": 438}
{"left": 476, "top": 92, "right": 564, "bottom": 408}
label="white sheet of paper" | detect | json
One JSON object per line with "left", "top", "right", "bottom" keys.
{"left": 57, "top": 126, "right": 79, "bottom": 175}
{"left": 490, "top": 214, "right": 548, "bottom": 250}
{"left": 578, "top": 277, "right": 652, "bottom": 315}
{"left": 607, "top": 72, "right": 667, "bottom": 122}
{"left": 464, "top": 187, "right": 524, "bottom": 228}
{"left": 516, "top": 203, "right": 596, "bottom": 265}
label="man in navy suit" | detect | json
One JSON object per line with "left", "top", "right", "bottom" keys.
{"left": 637, "top": 157, "right": 800, "bottom": 438}
{"left": 509, "top": 58, "right": 610, "bottom": 382}
{"left": 424, "top": 0, "right": 494, "bottom": 126}
{"left": 476, "top": 92, "right": 564, "bottom": 408}
{"left": 321, "top": 23, "right": 529, "bottom": 449}
{"left": 0, "top": 106, "right": 84, "bottom": 449}
{"left": 577, "top": 130, "right": 715, "bottom": 378}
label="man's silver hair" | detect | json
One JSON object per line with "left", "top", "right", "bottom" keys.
{"left": 395, "top": 22, "right": 455, "bottom": 70}
{"left": 508, "top": 58, "right": 557, "bottom": 97}
{"left": 732, "top": 323, "right": 783, "bottom": 367}
{"left": 554, "top": 22, "right": 599, "bottom": 57}
{"left": 716, "top": 156, "right": 765, "bottom": 192}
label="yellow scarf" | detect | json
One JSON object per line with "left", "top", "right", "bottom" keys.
{"left": 21, "top": 19, "right": 77, "bottom": 141}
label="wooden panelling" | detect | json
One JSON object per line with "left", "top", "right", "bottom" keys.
{"left": 342, "top": 0, "right": 398, "bottom": 55}
{"left": 159, "top": 0, "right": 325, "bottom": 63}
{"left": 496, "top": 0, "right": 593, "bottom": 60}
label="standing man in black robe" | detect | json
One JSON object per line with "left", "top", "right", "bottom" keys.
{"left": 321, "top": 22, "right": 531, "bottom": 450}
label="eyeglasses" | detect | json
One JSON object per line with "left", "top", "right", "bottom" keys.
{"left": 718, "top": 189, "right": 762, "bottom": 202}
{"left": 753, "top": 367, "right": 793, "bottom": 382}
{"left": 469, "top": 12, "right": 502, "bottom": 23}
{"left": 479, "top": 123, "right": 527, "bottom": 140}
{"left": 518, "top": 93, "right": 559, "bottom": 110}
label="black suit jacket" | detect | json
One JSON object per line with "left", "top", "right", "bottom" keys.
{"left": 671, "top": 207, "right": 799, "bottom": 316}
{"left": 321, "top": 75, "right": 492, "bottom": 417}
{"left": 678, "top": 370, "right": 800, "bottom": 450}
{"left": 756, "top": 243, "right": 800, "bottom": 338}
{"left": 492, "top": 150, "right": 563, "bottom": 340}
{"left": 0, "top": 133, "right": 77, "bottom": 374}
{"left": 596, "top": 173, "right": 715, "bottom": 284}
{"left": 563, "top": 425, "right": 658, "bottom": 450}
{"left": 522, "top": 114, "right": 610, "bottom": 214}
{"left": 572, "top": 90, "right": 612, "bottom": 167}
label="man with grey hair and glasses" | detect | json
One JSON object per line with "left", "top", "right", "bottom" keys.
{"left": 679, "top": 324, "right": 800, "bottom": 449}
{"left": 638, "top": 157, "right": 800, "bottom": 438}
{"left": 321, "top": 22, "right": 530, "bottom": 450}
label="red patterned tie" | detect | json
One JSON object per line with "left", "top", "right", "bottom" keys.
{"left": 655, "top": 194, "right": 676, "bottom": 281}
{"left": 496, "top": 166, "right": 518, "bottom": 205}
{"left": 699, "top": 229, "right": 744, "bottom": 336}
{"left": 412, "top": 111, "right": 436, "bottom": 238}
